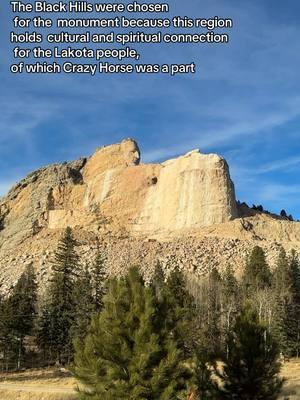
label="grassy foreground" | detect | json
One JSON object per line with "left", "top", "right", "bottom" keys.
{"left": 0, "top": 360, "right": 300, "bottom": 400}
{"left": 281, "top": 359, "right": 300, "bottom": 399}
{"left": 0, "top": 391, "right": 74, "bottom": 400}
{"left": 0, "top": 368, "right": 77, "bottom": 400}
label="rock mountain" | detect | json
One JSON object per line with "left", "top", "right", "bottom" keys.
{"left": 1, "top": 139, "right": 300, "bottom": 291}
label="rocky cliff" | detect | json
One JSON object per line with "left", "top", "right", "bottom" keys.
{"left": 0, "top": 139, "right": 237, "bottom": 250}
{"left": 1, "top": 139, "right": 300, "bottom": 292}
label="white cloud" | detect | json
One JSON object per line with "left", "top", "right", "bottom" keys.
{"left": 258, "top": 184, "right": 300, "bottom": 205}
{"left": 256, "top": 157, "right": 300, "bottom": 174}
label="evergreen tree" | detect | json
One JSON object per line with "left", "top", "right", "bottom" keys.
{"left": 72, "top": 265, "right": 94, "bottom": 341}
{"left": 192, "top": 349, "right": 216, "bottom": 400}
{"left": 242, "top": 247, "right": 274, "bottom": 330}
{"left": 280, "top": 210, "right": 287, "bottom": 218}
{"left": 164, "top": 267, "right": 196, "bottom": 358}
{"left": 243, "top": 246, "right": 272, "bottom": 292}
{"left": 151, "top": 261, "right": 165, "bottom": 301}
{"left": 165, "top": 267, "right": 191, "bottom": 310}
{"left": 9, "top": 265, "right": 37, "bottom": 335}
{"left": 214, "top": 303, "right": 283, "bottom": 400}
{"left": 39, "top": 227, "right": 79, "bottom": 363}
{"left": 7, "top": 265, "right": 37, "bottom": 369}
{"left": 73, "top": 267, "right": 191, "bottom": 399}
{"left": 91, "top": 247, "right": 107, "bottom": 312}
{"left": 273, "top": 248, "right": 291, "bottom": 295}
{"left": 222, "top": 266, "right": 239, "bottom": 299}
{"left": 272, "top": 248, "right": 293, "bottom": 356}
{"left": 202, "top": 268, "right": 222, "bottom": 357}
{"left": 285, "top": 250, "right": 300, "bottom": 357}
{"left": 0, "top": 296, "right": 18, "bottom": 371}
{"left": 36, "top": 302, "right": 55, "bottom": 363}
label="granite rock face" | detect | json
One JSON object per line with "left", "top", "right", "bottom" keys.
{"left": 48, "top": 140, "right": 238, "bottom": 233}
{"left": 0, "top": 158, "right": 86, "bottom": 251}
{"left": 1, "top": 138, "right": 300, "bottom": 291}
{"left": 0, "top": 139, "right": 238, "bottom": 252}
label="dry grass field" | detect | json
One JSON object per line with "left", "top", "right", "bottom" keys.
{"left": 281, "top": 359, "right": 300, "bottom": 399}
{"left": 0, "top": 368, "right": 77, "bottom": 400}
{"left": 0, "top": 360, "right": 299, "bottom": 400}
{"left": 0, "top": 391, "right": 75, "bottom": 400}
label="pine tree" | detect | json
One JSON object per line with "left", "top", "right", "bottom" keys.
{"left": 39, "top": 227, "right": 79, "bottom": 363}
{"left": 202, "top": 268, "right": 222, "bottom": 357}
{"left": 152, "top": 261, "right": 165, "bottom": 301}
{"left": 37, "top": 302, "right": 55, "bottom": 363}
{"left": 7, "top": 265, "right": 37, "bottom": 369}
{"left": 9, "top": 265, "right": 37, "bottom": 335}
{"left": 165, "top": 267, "right": 190, "bottom": 309}
{"left": 73, "top": 267, "right": 191, "bottom": 399}
{"left": 193, "top": 349, "right": 216, "bottom": 400}
{"left": 243, "top": 246, "right": 272, "bottom": 292}
{"left": 280, "top": 210, "right": 287, "bottom": 218}
{"left": 0, "top": 296, "right": 18, "bottom": 371}
{"left": 285, "top": 250, "right": 300, "bottom": 357}
{"left": 222, "top": 266, "right": 239, "bottom": 299}
{"left": 272, "top": 248, "right": 293, "bottom": 356}
{"left": 72, "top": 265, "right": 94, "bottom": 341}
{"left": 242, "top": 247, "right": 274, "bottom": 331}
{"left": 164, "top": 267, "right": 196, "bottom": 358}
{"left": 91, "top": 247, "right": 107, "bottom": 312}
{"left": 273, "top": 248, "right": 291, "bottom": 295}
{"left": 214, "top": 303, "right": 283, "bottom": 400}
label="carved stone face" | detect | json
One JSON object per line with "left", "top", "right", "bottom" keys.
{"left": 121, "top": 139, "right": 140, "bottom": 166}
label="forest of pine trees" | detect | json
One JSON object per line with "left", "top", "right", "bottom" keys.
{"left": 0, "top": 227, "right": 107, "bottom": 369}
{"left": 0, "top": 228, "right": 300, "bottom": 399}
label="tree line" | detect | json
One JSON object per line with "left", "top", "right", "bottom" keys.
{"left": 237, "top": 200, "right": 295, "bottom": 221}
{"left": 187, "top": 245, "right": 300, "bottom": 360}
{"left": 0, "top": 227, "right": 107, "bottom": 370}
{"left": 0, "top": 227, "right": 300, "bottom": 399}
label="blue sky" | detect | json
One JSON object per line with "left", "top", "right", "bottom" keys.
{"left": 1, "top": 0, "right": 300, "bottom": 218}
